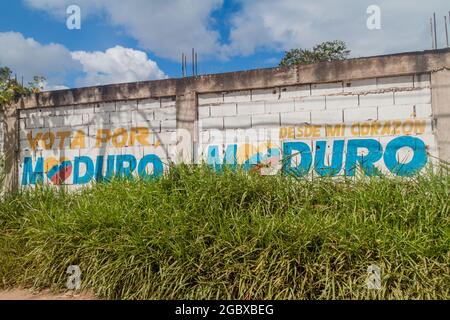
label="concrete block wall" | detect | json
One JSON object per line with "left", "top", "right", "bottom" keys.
{"left": 199, "top": 74, "right": 438, "bottom": 177}
{"left": 5, "top": 49, "right": 450, "bottom": 191}
{"left": 19, "top": 98, "right": 177, "bottom": 190}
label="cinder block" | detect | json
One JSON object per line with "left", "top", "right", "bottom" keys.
{"left": 252, "top": 88, "right": 280, "bottom": 101}
{"left": 378, "top": 105, "right": 415, "bottom": 120}
{"left": 109, "top": 111, "right": 133, "bottom": 124}
{"left": 161, "top": 120, "right": 177, "bottom": 130}
{"left": 199, "top": 129, "right": 225, "bottom": 145}
{"left": 83, "top": 113, "right": 110, "bottom": 125}
{"left": 280, "top": 84, "right": 310, "bottom": 99}
{"left": 359, "top": 92, "right": 394, "bottom": 107}
{"left": 45, "top": 115, "right": 83, "bottom": 128}
{"left": 415, "top": 104, "right": 433, "bottom": 118}
{"left": 121, "top": 146, "right": 144, "bottom": 158}
{"left": 87, "top": 125, "right": 99, "bottom": 137}
{"left": 395, "top": 88, "right": 431, "bottom": 105}
{"left": 237, "top": 102, "right": 266, "bottom": 115}
{"left": 295, "top": 96, "right": 326, "bottom": 111}
{"left": 131, "top": 120, "right": 161, "bottom": 132}
{"left": 254, "top": 127, "right": 276, "bottom": 142}
{"left": 44, "top": 116, "right": 64, "bottom": 127}
{"left": 219, "top": 129, "right": 237, "bottom": 143}
{"left": 414, "top": 73, "right": 431, "bottom": 88}
{"left": 72, "top": 105, "right": 95, "bottom": 115}
{"left": 199, "top": 130, "right": 211, "bottom": 144}
{"left": 25, "top": 117, "right": 45, "bottom": 129}
{"left": 265, "top": 100, "right": 295, "bottom": 114}
{"left": 344, "top": 107, "right": 378, "bottom": 123}
{"left": 326, "top": 94, "right": 359, "bottom": 109}
{"left": 161, "top": 97, "right": 176, "bottom": 108}
{"left": 224, "top": 90, "right": 251, "bottom": 103}
{"left": 280, "top": 111, "right": 310, "bottom": 126}
{"left": 251, "top": 113, "right": 280, "bottom": 128}
{"left": 210, "top": 103, "right": 237, "bottom": 117}
{"left": 53, "top": 106, "right": 74, "bottom": 116}
{"left": 209, "top": 129, "right": 227, "bottom": 144}
{"left": 233, "top": 128, "right": 259, "bottom": 143}
{"left": 343, "top": 78, "right": 377, "bottom": 93}
{"left": 311, "top": 110, "right": 343, "bottom": 125}
{"left": 116, "top": 101, "right": 138, "bottom": 112}
{"left": 138, "top": 98, "right": 160, "bottom": 110}
{"left": 198, "top": 106, "right": 210, "bottom": 119}
{"left": 198, "top": 93, "right": 223, "bottom": 105}
{"left": 311, "top": 82, "right": 343, "bottom": 96}
{"left": 224, "top": 115, "right": 251, "bottom": 129}
{"left": 95, "top": 102, "right": 115, "bottom": 113}
{"left": 133, "top": 110, "right": 154, "bottom": 123}
{"left": 20, "top": 108, "right": 52, "bottom": 119}
{"left": 146, "top": 121, "right": 162, "bottom": 132}
{"left": 156, "top": 132, "right": 177, "bottom": 145}
{"left": 200, "top": 117, "right": 224, "bottom": 130}
{"left": 154, "top": 106, "right": 176, "bottom": 120}
{"left": 377, "top": 75, "right": 414, "bottom": 89}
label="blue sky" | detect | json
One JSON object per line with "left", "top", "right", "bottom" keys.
{"left": 0, "top": 0, "right": 449, "bottom": 90}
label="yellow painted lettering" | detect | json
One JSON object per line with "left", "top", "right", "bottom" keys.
{"left": 70, "top": 130, "right": 86, "bottom": 149}
{"left": 95, "top": 129, "right": 112, "bottom": 147}
{"left": 27, "top": 132, "right": 42, "bottom": 150}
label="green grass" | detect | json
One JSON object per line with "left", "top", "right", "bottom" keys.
{"left": 0, "top": 164, "right": 449, "bottom": 299}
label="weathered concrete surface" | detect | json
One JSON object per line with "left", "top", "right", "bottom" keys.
{"left": 3, "top": 49, "right": 450, "bottom": 192}
{"left": 431, "top": 69, "right": 450, "bottom": 163}
{"left": 2, "top": 105, "right": 19, "bottom": 194}
{"left": 176, "top": 90, "right": 198, "bottom": 142}
{"left": 11, "top": 48, "right": 450, "bottom": 110}
{"left": 297, "top": 48, "right": 450, "bottom": 83}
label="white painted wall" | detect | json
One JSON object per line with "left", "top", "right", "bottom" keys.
{"left": 16, "top": 72, "right": 439, "bottom": 189}
{"left": 198, "top": 74, "right": 437, "bottom": 176}
{"left": 18, "top": 97, "right": 177, "bottom": 190}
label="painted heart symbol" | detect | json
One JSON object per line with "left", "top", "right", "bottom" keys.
{"left": 45, "top": 157, "right": 73, "bottom": 185}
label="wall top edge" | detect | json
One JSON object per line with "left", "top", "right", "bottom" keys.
{"left": 8, "top": 48, "right": 450, "bottom": 110}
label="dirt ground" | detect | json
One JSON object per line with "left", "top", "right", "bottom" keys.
{"left": 0, "top": 289, "right": 96, "bottom": 300}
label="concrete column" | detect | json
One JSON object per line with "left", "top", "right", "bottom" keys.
{"left": 2, "top": 105, "right": 19, "bottom": 193}
{"left": 176, "top": 91, "right": 198, "bottom": 164}
{"left": 176, "top": 90, "right": 198, "bottom": 139}
{"left": 431, "top": 69, "right": 450, "bottom": 163}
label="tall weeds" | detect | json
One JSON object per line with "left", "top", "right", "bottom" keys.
{"left": 0, "top": 165, "right": 448, "bottom": 299}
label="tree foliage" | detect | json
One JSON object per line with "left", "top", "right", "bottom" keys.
{"left": 279, "top": 40, "right": 350, "bottom": 67}
{"left": 0, "top": 66, "right": 44, "bottom": 107}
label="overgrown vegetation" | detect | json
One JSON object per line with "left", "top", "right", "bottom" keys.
{"left": 0, "top": 66, "right": 44, "bottom": 195}
{"left": 0, "top": 66, "right": 44, "bottom": 106}
{"left": 279, "top": 40, "right": 350, "bottom": 66}
{"left": 0, "top": 165, "right": 448, "bottom": 299}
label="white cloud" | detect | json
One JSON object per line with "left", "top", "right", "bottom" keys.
{"left": 72, "top": 46, "right": 167, "bottom": 87}
{"left": 24, "top": 0, "right": 450, "bottom": 60}
{"left": 0, "top": 32, "right": 167, "bottom": 90}
{"left": 227, "top": 0, "right": 450, "bottom": 57}
{"left": 24, "top": 0, "right": 225, "bottom": 60}
{"left": 0, "top": 31, "right": 78, "bottom": 89}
